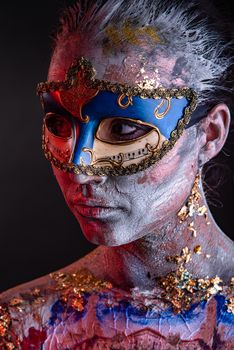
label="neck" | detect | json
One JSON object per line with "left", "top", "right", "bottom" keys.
{"left": 103, "top": 180, "right": 234, "bottom": 289}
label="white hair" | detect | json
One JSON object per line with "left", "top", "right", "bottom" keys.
{"left": 52, "top": 0, "right": 233, "bottom": 107}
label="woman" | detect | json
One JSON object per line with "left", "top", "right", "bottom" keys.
{"left": 0, "top": 0, "right": 233, "bottom": 348}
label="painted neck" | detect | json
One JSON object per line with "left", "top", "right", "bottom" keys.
{"left": 103, "top": 177, "right": 233, "bottom": 289}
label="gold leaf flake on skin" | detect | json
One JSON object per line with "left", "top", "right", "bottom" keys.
{"left": 188, "top": 221, "right": 197, "bottom": 237}
{"left": 160, "top": 267, "right": 224, "bottom": 313}
{"left": 9, "top": 298, "right": 24, "bottom": 307}
{"left": 103, "top": 21, "right": 164, "bottom": 54}
{"left": 194, "top": 245, "right": 202, "bottom": 254}
{"left": 177, "top": 173, "right": 210, "bottom": 227}
{"left": 227, "top": 297, "right": 234, "bottom": 314}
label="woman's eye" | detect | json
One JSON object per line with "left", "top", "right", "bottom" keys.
{"left": 109, "top": 120, "right": 151, "bottom": 141}
{"left": 111, "top": 122, "right": 137, "bottom": 136}
{"left": 45, "top": 114, "right": 72, "bottom": 138}
{"left": 96, "top": 118, "right": 152, "bottom": 142}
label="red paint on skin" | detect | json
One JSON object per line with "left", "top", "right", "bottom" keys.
{"left": 53, "top": 168, "right": 115, "bottom": 243}
{"left": 21, "top": 327, "right": 47, "bottom": 350}
{"left": 70, "top": 188, "right": 108, "bottom": 207}
{"left": 78, "top": 216, "right": 111, "bottom": 244}
{"left": 137, "top": 131, "right": 195, "bottom": 186}
{"left": 137, "top": 151, "right": 181, "bottom": 185}
{"left": 48, "top": 64, "right": 67, "bottom": 81}
{"left": 79, "top": 216, "right": 102, "bottom": 237}
{"left": 67, "top": 186, "right": 111, "bottom": 241}
{"left": 137, "top": 158, "right": 178, "bottom": 185}
{"left": 75, "top": 205, "right": 109, "bottom": 218}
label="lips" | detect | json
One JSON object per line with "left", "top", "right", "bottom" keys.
{"left": 71, "top": 195, "right": 120, "bottom": 218}
{"left": 75, "top": 204, "right": 116, "bottom": 217}
{"left": 75, "top": 198, "right": 110, "bottom": 208}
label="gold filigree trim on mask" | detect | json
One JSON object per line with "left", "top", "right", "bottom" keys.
{"left": 38, "top": 57, "right": 197, "bottom": 176}
{"left": 92, "top": 153, "right": 125, "bottom": 168}
{"left": 80, "top": 147, "right": 95, "bottom": 166}
{"left": 81, "top": 115, "right": 90, "bottom": 123}
{"left": 37, "top": 57, "right": 196, "bottom": 101}
{"left": 154, "top": 98, "right": 171, "bottom": 119}
{"left": 117, "top": 94, "right": 133, "bottom": 109}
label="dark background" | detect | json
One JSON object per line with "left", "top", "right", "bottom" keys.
{"left": 0, "top": 1, "right": 233, "bottom": 293}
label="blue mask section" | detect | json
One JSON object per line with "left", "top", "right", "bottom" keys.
{"left": 42, "top": 91, "right": 190, "bottom": 166}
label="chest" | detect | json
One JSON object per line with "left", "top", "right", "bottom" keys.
{"left": 4, "top": 292, "right": 234, "bottom": 350}
{"left": 29, "top": 294, "right": 233, "bottom": 349}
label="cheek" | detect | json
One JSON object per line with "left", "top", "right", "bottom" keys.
{"left": 137, "top": 131, "right": 198, "bottom": 187}
{"left": 137, "top": 153, "right": 180, "bottom": 186}
{"left": 52, "top": 165, "right": 72, "bottom": 196}
{"left": 133, "top": 142, "right": 199, "bottom": 218}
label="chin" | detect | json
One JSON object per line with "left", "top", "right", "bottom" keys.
{"left": 79, "top": 220, "right": 143, "bottom": 247}
{"left": 82, "top": 227, "right": 126, "bottom": 246}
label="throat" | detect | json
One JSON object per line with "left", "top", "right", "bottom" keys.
{"left": 103, "top": 204, "right": 221, "bottom": 290}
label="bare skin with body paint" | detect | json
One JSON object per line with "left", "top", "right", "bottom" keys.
{"left": 47, "top": 46, "right": 234, "bottom": 286}
{"left": 1, "top": 46, "right": 233, "bottom": 350}
{"left": 1, "top": 105, "right": 232, "bottom": 349}
{"left": 46, "top": 47, "right": 234, "bottom": 288}
{"left": 51, "top": 119, "right": 234, "bottom": 289}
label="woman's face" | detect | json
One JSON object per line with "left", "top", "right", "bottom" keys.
{"left": 48, "top": 50, "right": 203, "bottom": 246}
{"left": 52, "top": 125, "right": 200, "bottom": 246}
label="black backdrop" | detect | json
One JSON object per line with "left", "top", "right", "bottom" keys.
{"left": 0, "top": 1, "right": 233, "bottom": 293}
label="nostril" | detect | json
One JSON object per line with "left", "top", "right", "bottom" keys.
{"left": 69, "top": 173, "right": 107, "bottom": 185}
{"left": 92, "top": 176, "right": 106, "bottom": 185}
{"left": 82, "top": 184, "right": 88, "bottom": 196}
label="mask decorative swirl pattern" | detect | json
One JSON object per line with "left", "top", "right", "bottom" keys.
{"left": 37, "top": 57, "right": 197, "bottom": 176}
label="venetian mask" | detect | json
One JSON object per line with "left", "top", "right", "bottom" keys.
{"left": 37, "top": 57, "right": 198, "bottom": 176}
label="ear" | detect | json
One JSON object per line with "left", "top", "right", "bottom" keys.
{"left": 198, "top": 103, "right": 231, "bottom": 166}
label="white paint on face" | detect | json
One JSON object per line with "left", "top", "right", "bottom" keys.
{"left": 52, "top": 126, "right": 200, "bottom": 246}
{"left": 49, "top": 50, "right": 199, "bottom": 247}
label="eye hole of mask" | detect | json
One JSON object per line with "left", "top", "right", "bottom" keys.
{"left": 96, "top": 118, "right": 153, "bottom": 143}
{"left": 45, "top": 113, "right": 72, "bottom": 139}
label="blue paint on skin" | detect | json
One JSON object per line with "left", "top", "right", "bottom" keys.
{"left": 49, "top": 294, "right": 89, "bottom": 326}
{"left": 96, "top": 292, "right": 207, "bottom": 327}
{"left": 49, "top": 299, "right": 66, "bottom": 326}
{"left": 216, "top": 294, "right": 234, "bottom": 326}
{"left": 47, "top": 291, "right": 233, "bottom": 339}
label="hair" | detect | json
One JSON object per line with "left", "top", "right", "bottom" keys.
{"left": 52, "top": 0, "right": 233, "bottom": 114}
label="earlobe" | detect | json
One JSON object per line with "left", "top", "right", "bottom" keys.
{"left": 198, "top": 103, "right": 231, "bottom": 165}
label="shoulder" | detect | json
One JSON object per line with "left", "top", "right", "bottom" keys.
{"left": 0, "top": 254, "right": 111, "bottom": 349}
{"left": 0, "top": 247, "right": 105, "bottom": 302}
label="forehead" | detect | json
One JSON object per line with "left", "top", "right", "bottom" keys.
{"left": 48, "top": 46, "right": 185, "bottom": 89}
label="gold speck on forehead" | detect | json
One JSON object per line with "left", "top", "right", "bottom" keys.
{"left": 103, "top": 20, "right": 164, "bottom": 54}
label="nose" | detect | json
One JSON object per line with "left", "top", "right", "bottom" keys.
{"left": 69, "top": 173, "right": 107, "bottom": 186}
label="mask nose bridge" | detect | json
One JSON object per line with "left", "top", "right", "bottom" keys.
{"left": 72, "top": 119, "right": 98, "bottom": 166}
{"left": 71, "top": 93, "right": 111, "bottom": 166}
